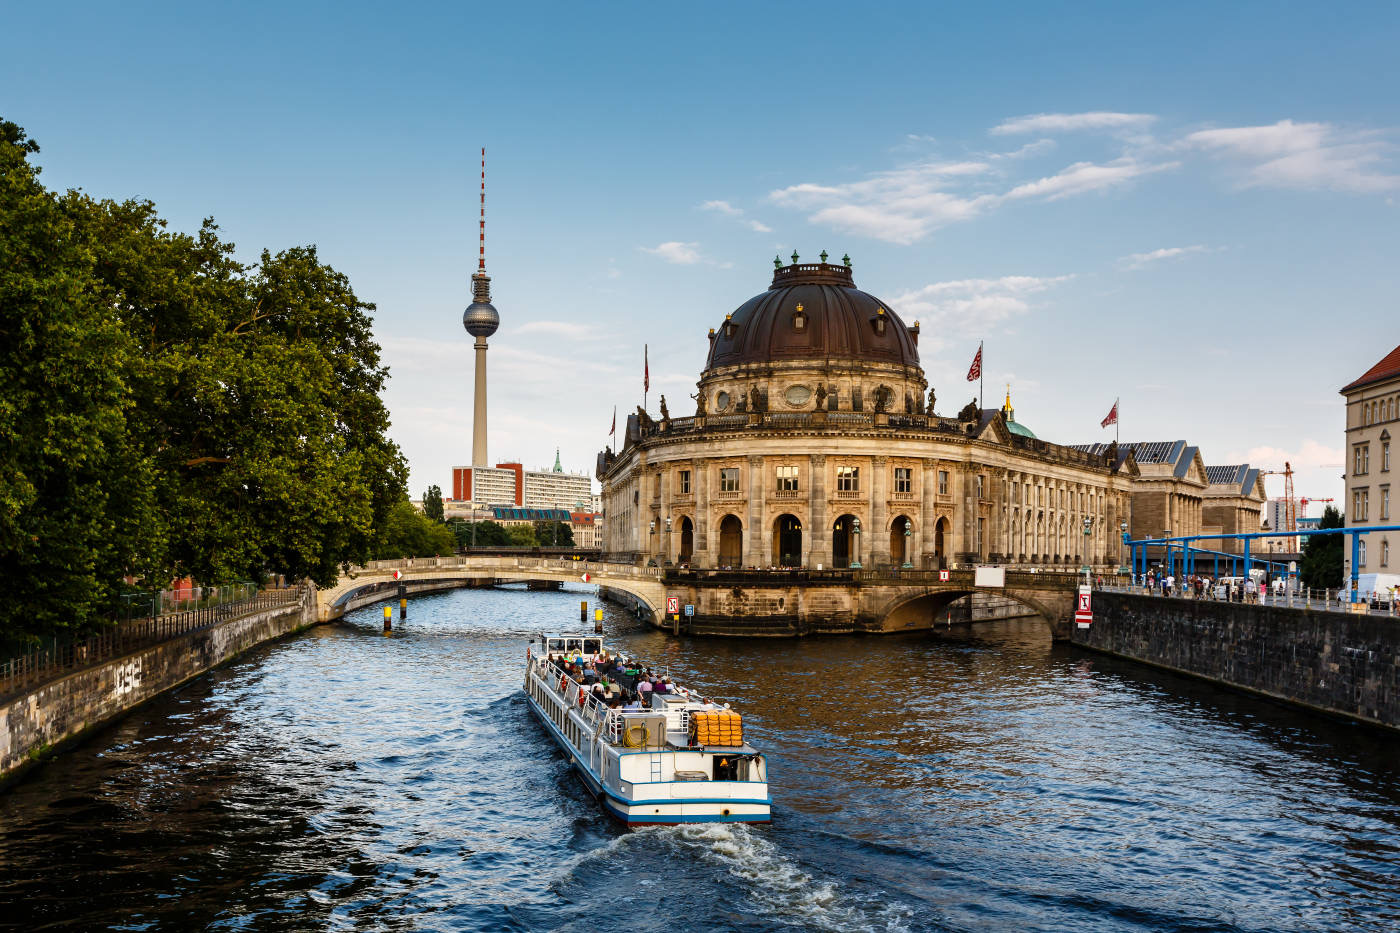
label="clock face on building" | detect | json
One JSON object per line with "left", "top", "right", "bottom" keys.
{"left": 715, "top": 390, "right": 731, "bottom": 412}
{"left": 785, "top": 384, "right": 811, "bottom": 406}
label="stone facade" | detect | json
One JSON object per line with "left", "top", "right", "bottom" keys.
{"left": 1342, "top": 344, "right": 1400, "bottom": 581}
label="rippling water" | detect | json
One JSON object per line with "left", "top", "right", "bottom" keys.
{"left": 1, "top": 585, "right": 1398, "bottom": 932}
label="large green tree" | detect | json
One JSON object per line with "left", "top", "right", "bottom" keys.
{"left": 1300, "top": 504, "right": 1344, "bottom": 590}
{"left": 376, "top": 500, "right": 455, "bottom": 558}
{"left": 1, "top": 117, "right": 407, "bottom": 641}
{"left": 422, "top": 485, "right": 444, "bottom": 523}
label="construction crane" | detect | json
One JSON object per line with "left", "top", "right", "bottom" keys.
{"left": 1260, "top": 462, "right": 1297, "bottom": 535}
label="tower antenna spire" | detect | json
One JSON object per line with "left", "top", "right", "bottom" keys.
{"left": 478, "top": 147, "right": 487, "bottom": 273}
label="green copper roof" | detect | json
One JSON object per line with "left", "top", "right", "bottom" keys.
{"left": 553, "top": 448, "right": 563, "bottom": 472}
{"left": 1007, "top": 419, "right": 1037, "bottom": 439}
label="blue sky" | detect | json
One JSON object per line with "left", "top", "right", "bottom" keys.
{"left": 6, "top": 1, "right": 1398, "bottom": 507}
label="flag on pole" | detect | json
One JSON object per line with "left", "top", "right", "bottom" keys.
{"left": 1100, "top": 398, "right": 1119, "bottom": 428}
{"left": 644, "top": 344, "right": 650, "bottom": 393}
{"left": 609, "top": 405, "right": 616, "bottom": 437}
{"left": 966, "top": 343, "right": 982, "bottom": 382}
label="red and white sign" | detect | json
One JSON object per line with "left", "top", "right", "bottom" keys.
{"left": 665, "top": 595, "right": 680, "bottom": 615}
{"left": 939, "top": 570, "right": 950, "bottom": 582}
{"left": 1075, "top": 585, "right": 1093, "bottom": 628}
{"left": 392, "top": 569, "right": 402, "bottom": 581}
{"left": 580, "top": 572, "right": 591, "bottom": 583}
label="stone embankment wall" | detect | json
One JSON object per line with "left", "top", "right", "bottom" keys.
{"left": 1073, "top": 593, "right": 1398, "bottom": 730}
{"left": 1, "top": 591, "right": 317, "bottom": 786}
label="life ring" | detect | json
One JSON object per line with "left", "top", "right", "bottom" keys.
{"left": 623, "top": 724, "right": 647, "bottom": 748}
{"left": 559, "top": 676, "right": 568, "bottom": 693}
{"left": 578, "top": 691, "right": 587, "bottom": 707}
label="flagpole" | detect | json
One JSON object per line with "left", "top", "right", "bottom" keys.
{"left": 643, "top": 344, "right": 648, "bottom": 414}
{"left": 1116, "top": 397, "right": 1120, "bottom": 445}
{"left": 978, "top": 340, "right": 984, "bottom": 412}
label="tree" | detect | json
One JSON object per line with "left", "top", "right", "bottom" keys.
{"left": 422, "top": 485, "right": 444, "bottom": 523}
{"left": 1300, "top": 504, "right": 1344, "bottom": 590}
{"left": 449, "top": 519, "right": 511, "bottom": 548}
{"left": 376, "top": 500, "right": 455, "bottom": 558}
{"left": 533, "top": 520, "right": 574, "bottom": 547}
{"left": 0, "top": 120, "right": 157, "bottom": 640}
{"left": 506, "top": 524, "right": 537, "bottom": 547}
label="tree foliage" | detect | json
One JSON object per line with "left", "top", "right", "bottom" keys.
{"left": 422, "top": 485, "right": 444, "bottom": 523}
{"left": 376, "top": 500, "right": 455, "bottom": 559}
{"left": 533, "top": 520, "right": 574, "bottom": 547}
{"left": 0, "top": 118, "right": 407, "bottom": 640}
{"left": 1300, "top": 505, "right": 1344, "bottom": 590}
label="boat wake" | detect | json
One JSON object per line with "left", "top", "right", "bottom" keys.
{"left": 663, "top": 823, "right": 914, "bottom": 932}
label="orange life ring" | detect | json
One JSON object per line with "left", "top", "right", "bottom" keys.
{"left": 559, "top": 676, "right": 568, "bottom": 693}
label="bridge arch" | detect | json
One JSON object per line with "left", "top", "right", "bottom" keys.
{"left": 873, "top": 587, "right": 1069, "bottom": 634}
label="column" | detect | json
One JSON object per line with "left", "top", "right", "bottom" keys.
{"left": 745, "top": 454, "right": 765, "bottom": 567}
{"left": 870, "top": 456, "right": 889, "bottom": 566}
{"left": 658, "top": 463, "right": 672, "bottom": 564}
{"left": 808, "top": 454, "right": 828, "bottom": 568}
{"left": 921, "top": 458, "right": 937, "bottom": 568}
{"left": 695, "top": 459, "right": 711, "bottom": 565}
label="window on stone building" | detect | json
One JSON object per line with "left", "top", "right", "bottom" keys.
{"left": 776, "top": 465, "right": 799, "bottom": 492}
{"left": 1382, "top": 486, "right": 1390, "bottom": 521}
{"left": 1359, "top": 540, "right": 1367, "bottom": 565}
{"left": 976, "top": 474, "right": 985, "bottom": 498}
{"left": 1383, "top": 539, "right": 1390, "bottom": 567}
{"left": 1355, "top": 445, "right": 1369, "bottom": 475}
{"left": 1354, "top": 489, "right": 1369, "bottom": 521}
{"left": 938, "top": 470, "right": 949, "bottom": 495}
{"left": 720, "top": 467, "right": 740, "bottom": 492}
{"left": 894, "top": 467, "right": 912, "bottom": 493}
{"left": 837, "top": 466, "right": 859, "bottom": 492}
{"left": 679, "top": 470, "right": 691, "bottom": 494}
{"left": 1384, "top": 442, "right": 1391, "bottom": 472}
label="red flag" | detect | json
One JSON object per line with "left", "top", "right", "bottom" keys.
{"left": 609, "top": 406, "right": 616, "bottom": 437}
{"left": 644, "top": 344, "right": 650, "bottom": 393}
{"left": 1101, "top": 398, "right": 1119, "bottom": 428}
{"left": 966, "top": 344, "right": 982, "bottom": 382}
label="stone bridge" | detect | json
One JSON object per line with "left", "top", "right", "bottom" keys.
{"left": 317, "top": 556, "right": 665, "bottom": 623}
{"left": 319, "top": 557, "right": 1084, "bottom": 638}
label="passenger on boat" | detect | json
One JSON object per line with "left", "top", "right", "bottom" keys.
{"left": 637, "top": 678, "right": 653, "bottom": 700}
{"left": 623, "top": 697, "right": 643, "bottom": 711}
{"left": 653, "top": 678, "right": 669, "bottom": 695}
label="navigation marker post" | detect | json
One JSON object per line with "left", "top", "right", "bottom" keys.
{"left": 1075, "top": 585, "right": 1093, "bottom": 629}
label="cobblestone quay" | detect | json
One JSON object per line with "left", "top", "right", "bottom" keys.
{"left": 1072, "top": 592, "right": 1399, "bottom": 729}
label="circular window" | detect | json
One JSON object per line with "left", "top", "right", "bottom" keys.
{"left": 715, "top": 390, "right": 731, "bottom": 412}
{"left": 785, "top": 384, "right": 811, "bottom": 407}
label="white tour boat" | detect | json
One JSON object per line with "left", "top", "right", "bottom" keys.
{"left": 523, "top": 634, "right": 771, "bottom": 826}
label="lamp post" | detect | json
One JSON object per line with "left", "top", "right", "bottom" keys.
{"left": 1081, "top": 515, "right": 1093, "bottom": 584}
{"left": 1119, "top": 520, "right": 1129, "bottom": 582}
{"left": 1163, "top": 529, "right": 1171, "bottom": 584}
{"left": 850, "top": 517, "right": 863, "bottom": 569}
{"left": 649, "top": 519, "right": 656, "bottom": 565}
{"left": 902, "top": 518, "right": 913, "bottom": 569}
{"left": 664, "top": 516, "right": 672, "bottom": 564}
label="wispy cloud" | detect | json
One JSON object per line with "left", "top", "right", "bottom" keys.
{"left": 516, "top": 320, "right": 602, "bottom": 339}
{"left": 1119, "top": 244, "right": 1212, "bottom": 269}
{"left": 991, "top": 111, "right": 1157, "bottom": 136}
{"left": 1183, "top": 119, "right": 1400, "bottom": 193}
{"left": 1003, "top": 157, "right": 1178, "bottom": 201}
{"left": 701, "top": 199, "right": 774, "bottom": 234}
{"left": 890, "top": 274, "right": 1074, "bottom": 340}
{"left": 769, "top": 153, "right": 1173, "bottom": 243}
{"left": 1226, "top": 440, "right": 1344, "bottom": 471}
{"left": 640, "top": 241, "right": 703, "bottom": 264}
{"left": 989, "top": 139, "right": 1057, "bottom": 160}
{"left": 700, "top": 199, "right": 742, "bottom": 216}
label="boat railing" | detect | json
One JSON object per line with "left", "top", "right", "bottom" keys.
{"left": 531, "top": 651, "right": 703, "bottom": 744}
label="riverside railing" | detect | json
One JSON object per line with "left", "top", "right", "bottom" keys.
{"left": 1, "top": 585, "right": 304, "bottom": 701}
{"left": 1094, "top": 581, "right": 1398, "bottom": 617}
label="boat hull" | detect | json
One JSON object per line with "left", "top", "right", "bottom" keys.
{"left": 524, "top": 690, "right": 771, "bottom": 827}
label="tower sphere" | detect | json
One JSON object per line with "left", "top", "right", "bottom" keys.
{"left": 463, "top": 299, "right": 499, "bottom": 337}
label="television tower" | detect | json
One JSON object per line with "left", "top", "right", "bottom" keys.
{"left": 462, "top": 148, "right": 499, "bottom": 467}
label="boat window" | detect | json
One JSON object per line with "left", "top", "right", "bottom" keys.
{"left": 566, "top": 638, "right": 583, "bottom": 653}
{"left": 548, "top": 638, "right": 564, "bottom": 652}
{"left": 584, "top": 638, "right": 601, "bottom": 654}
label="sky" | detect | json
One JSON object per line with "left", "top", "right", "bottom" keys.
{"left": 6, "top": 1, "right": 1398, "bottom": 509}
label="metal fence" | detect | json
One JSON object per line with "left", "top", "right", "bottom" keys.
{"left": 1, "top": 585, "right": 305, "bottom": 701}
{"left": 1095, "top": 582, "right": 1399, "bottom": 617}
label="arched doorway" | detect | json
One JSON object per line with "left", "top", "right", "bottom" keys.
{"left": 718, "top": 514, "right": 743, "bottom": 568}
{"left": 832, "top": 514, "right": 858, "bottom": 568}
{"left": 933, "top": 517, "right": 949, "bottom": 569}
{"left": 890, "top": 514, "right": 913, "bottom": 567}
{"left": 772, "top": 514, "right": 802, "bottom": 567}
{"left": 678, "top": 516, "right": 694, "bottom": 565}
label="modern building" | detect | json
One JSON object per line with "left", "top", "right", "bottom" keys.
{"left": 1341, "top": 343, "right": 1400, "bottom": 593}
{"left": 451, "top": 455, "right": 593, "bottom": 511}
{"left": 598, "top": 255, "right": 1137, "bottom": 570}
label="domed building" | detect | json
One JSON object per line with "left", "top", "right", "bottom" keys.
{"left": 598, "top": 255, "right": 1136, "bottom": 572}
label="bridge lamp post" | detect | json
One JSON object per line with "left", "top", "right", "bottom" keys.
{"left": 850, "top": 517, "right": 863, "bottom": 570}
{"left": 902, "top": 519, "right": 913, "bottom": 569}
{"left": 649, "top": 520, "right": 656, "bottom": 565}
{"left": 1081, "top": 516, "right": 1093, "bottom": 584}
{"left": 1119, "top": 521, "right": 1129, "bottom": 582}
{"left": 664, "top": 516, "right": 672, "bottom": 564}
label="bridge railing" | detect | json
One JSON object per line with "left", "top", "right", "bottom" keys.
{"left": 344, "top": 555, "right": 662, "bottom": 580}
{"left": 1, "top": 585, "right": 307, "bottom": 702}
{"left": 1095, "top": 581, "right": 1399, "bottom": 617}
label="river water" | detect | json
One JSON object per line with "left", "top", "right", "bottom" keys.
{"left": 1, "top": 586, "right": 1398, "bottom": 932}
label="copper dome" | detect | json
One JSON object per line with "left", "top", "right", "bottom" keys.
{"left": 704, "top": 261, "right": 920, "bottom": 370}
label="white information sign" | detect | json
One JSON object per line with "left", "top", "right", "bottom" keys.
{"left": 974, "top": 566, "right": 1005, "bottom": 588}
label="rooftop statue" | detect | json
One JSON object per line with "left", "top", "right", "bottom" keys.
{"left": 958, "top": 397, "right": 980, "bottom": 423}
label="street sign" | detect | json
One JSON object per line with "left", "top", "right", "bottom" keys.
{"left": 1075, "top": 584, "right": 1093, "bottom": 628}
{"left": 666, "top": 595, "right": 680, "bottom": 614}
{"left": 939, "top": 570, "right": 950, "bottom": 582}
{"left": 684, "top": 604, "right": 695, "bottom": 616}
